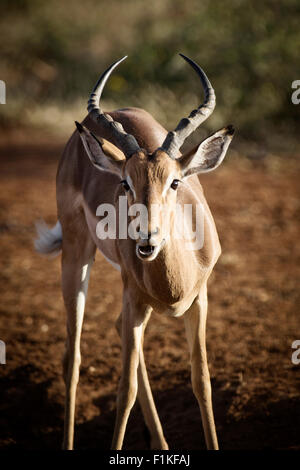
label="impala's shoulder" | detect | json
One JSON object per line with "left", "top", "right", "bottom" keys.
{"left": 110, "top": 107, "right": 165, "bottom": 130}
{"left": 112, "top": 107, "right": 154, "bottom": 120}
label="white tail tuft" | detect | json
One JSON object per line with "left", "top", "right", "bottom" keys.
{"left": 34, "top": 220, "right": 62, "bottom": 257}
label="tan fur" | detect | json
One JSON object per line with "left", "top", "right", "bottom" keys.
{"left": 58, "top": 108, "right": 222, "bottom": 450}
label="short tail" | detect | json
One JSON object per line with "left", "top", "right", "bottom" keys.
{"left": 34, "top": 220, "right": 62, "bottom": 257}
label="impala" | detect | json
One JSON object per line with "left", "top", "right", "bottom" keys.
{"left": 35, "top": 54, "right": 234, "bottom": 450}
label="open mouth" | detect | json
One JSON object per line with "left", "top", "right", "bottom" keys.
{"left": 136, "top": 239, "right": 166, "bottom": 261}
{"left": 137, "top": 244, "right": 156, "bottom": 258}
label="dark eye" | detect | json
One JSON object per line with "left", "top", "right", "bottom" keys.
{"left": 170, "top": 179, "right": 180, "bottom": 190}
{"left": 121, "top": 179, "right": 130, "bottom": 191}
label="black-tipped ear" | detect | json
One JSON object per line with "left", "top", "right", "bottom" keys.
{"left": 75, "top": 121, "right": 84, "bottom": 133}
{"left": 179, "top": 126, "right": 235, "bottom": 177}
{"left": 225, "top": 124, "right": 235, "bottom": 136}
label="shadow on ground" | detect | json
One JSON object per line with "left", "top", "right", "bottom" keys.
{"left": 1, "top": 365, "right": 299, "bottom": 450}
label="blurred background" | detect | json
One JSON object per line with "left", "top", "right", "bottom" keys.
{"left": 0, "top": 0, "right": 299, "bottom": 150}
{"left": 0, "top": 0, "right": 299, "bottom": 450}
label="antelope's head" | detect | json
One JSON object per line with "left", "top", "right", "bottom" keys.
{"left": 77, "top": 55, "right": 234, "bottom": 261}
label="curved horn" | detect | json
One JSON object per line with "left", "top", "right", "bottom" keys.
{"left": 161, "top": 54, "right": 216, "bottom": 159}
{"left": 87, "top": 56, "right": 141, "bottom": 159}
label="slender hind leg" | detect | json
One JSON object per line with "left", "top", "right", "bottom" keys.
{"left": 115, "top": 310, "right": 168, "bottom": 449}
{"left": 61, "top": 228, "right": 96, "bottom": 450}
{"left": 184, "top": 285, "right": 219, "bottom": 450}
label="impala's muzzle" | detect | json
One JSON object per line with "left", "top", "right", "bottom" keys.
{"left": 137, "top": 244, "right": 156, "bottom": 258}
{"left": 136, "top": 227, "right": 165, "bottom": 261}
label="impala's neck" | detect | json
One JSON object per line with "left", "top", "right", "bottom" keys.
{"left": 134, "top": 228, "right": 200, "bottom": 306}
{"left": 120, "top": 190, "right": 221, "bottom": 309}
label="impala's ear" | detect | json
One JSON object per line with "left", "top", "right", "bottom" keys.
{"left": 179, "top": 125, "right": 234, "bottom": 178}
{"left": 75, "top": 121, "right": 125, "bottom": 175}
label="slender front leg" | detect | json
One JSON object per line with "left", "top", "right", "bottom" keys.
{"left": 137, "top": 344, "right": 169, "bottom": 449}
{"left": 61, "top": 234, "right": 95, "bottom": 450}
{"left": 111, "top": 296, "right": 149, "bottom": 450}
{"left": 184, "top": 285, "right": 219, "bottom": 450}
{"left": 116, "top": 312, "right": 168, "bottom": 449}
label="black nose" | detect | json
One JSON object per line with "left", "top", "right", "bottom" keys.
{"left": 139, "top": 227, "right": 159, "bottom": 240}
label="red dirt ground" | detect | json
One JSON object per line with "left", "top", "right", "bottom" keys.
{"left": 0, "top": 136, "right": 299, "bottom": 450}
